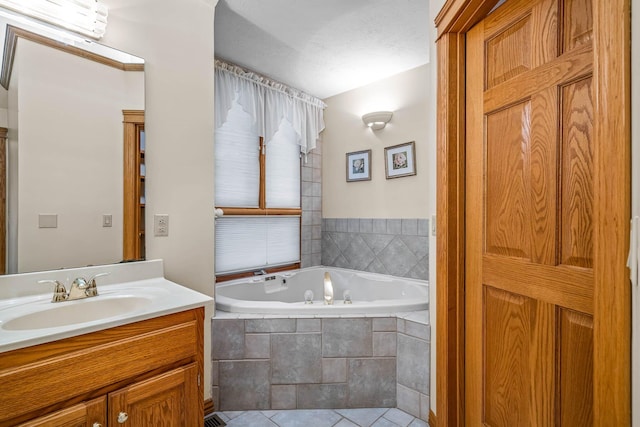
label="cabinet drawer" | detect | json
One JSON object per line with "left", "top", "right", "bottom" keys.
{"left": 0, "top": 310, "right": 200, "bottom": 425}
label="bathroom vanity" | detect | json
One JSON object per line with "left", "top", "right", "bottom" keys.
{"left": 0, "top": 260, "right": 211, "bottom": 427}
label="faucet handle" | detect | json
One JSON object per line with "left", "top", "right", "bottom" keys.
{"left": 38, "top": 279, "right": 68, "bottom": 302}
{"left": 88, "top": 272, "right": 110, "bottom": 283}
{"left": 85, "top": 272, "right": 109, "bottom": 297}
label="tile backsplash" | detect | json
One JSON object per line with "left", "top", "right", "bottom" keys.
{"left": 322, "top": 218, "right": 429, "bottom": 280}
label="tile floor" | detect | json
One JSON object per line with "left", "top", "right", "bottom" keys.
{"left": 214, "top": 408, "right": 429, "bottom": 427}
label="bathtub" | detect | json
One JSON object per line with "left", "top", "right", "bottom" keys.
{"left": 215, "top": 266, "right": 428, "bottom": 314}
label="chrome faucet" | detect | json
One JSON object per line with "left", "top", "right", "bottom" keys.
{"left": 324, "top": 272, "right": 334, "bottom": 305}
{"left": 39, "top": 272, "right": 109, "bottom": 303}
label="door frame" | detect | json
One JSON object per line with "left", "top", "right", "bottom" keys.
{"left": 434, "top": 0, "right": 631, "bottom": 425}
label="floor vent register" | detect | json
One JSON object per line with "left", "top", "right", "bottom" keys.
{"left": 204, "top": 413, "right": 227, "bottom": 427}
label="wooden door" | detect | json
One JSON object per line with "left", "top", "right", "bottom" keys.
{"left": 17, "top": 397, "right": 106, "bottom": 427}
{"left": 109, "top": 364, "right": 199, "bottom": 427}
{"left": 465, "top": 0, "right": 597, "bottom": 424}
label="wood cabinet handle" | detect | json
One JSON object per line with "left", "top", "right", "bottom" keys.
{"left": 117, "top": 412, "right": 129, "bottom": 423}
{"left": 92, "top": 423, "right": 103, "bottom": 427}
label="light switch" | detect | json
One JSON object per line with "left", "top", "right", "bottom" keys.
{"left": 103, "top": 214, "right": 112, "bottom": 227}
{"left": 39, "top": 214, "right": 58, "bottom": 228}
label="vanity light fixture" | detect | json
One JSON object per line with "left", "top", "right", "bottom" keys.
{"left": 0, "top": 0, "right": 108, "bottom": 39}
{"left": 362, "top": 111, "right": 393, "bottom": 131}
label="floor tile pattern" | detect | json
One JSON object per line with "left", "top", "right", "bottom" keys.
{"left": 214, "top": 408, "right": 429, "bottom": 427}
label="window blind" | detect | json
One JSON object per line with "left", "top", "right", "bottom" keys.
{"left": 266, "top": 118, "right": 301, "bottom": 208}
{"left": 215, "top": 216, "right": 300, "bottom": 274}
{"left": 214, "top": 98, "right": 260, "bottom": 207}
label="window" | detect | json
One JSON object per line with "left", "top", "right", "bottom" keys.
{"left": 215, "top": 98, "right": 301, "bottom": 277}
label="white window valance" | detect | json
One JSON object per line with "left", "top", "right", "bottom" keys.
{"left": 214, "top": 59, "right": 326, "bottom": 155}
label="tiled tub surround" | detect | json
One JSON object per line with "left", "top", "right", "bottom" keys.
{"left": 211, "top": 311, "right": 430, "bottom": 422}
{"left": 301, "top": 142, "right": 323, "bottom": 268}
{"left": 322, "top": 218, "right": 429, "bottom": 280}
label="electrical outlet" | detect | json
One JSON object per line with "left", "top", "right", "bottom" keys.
{"left": 154, "top": 214, "right": 169, "bottom": 237}
{"left": 103, "top": 214, "right": 112, "bottom": 227}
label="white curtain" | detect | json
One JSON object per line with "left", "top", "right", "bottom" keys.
{"left": 214, "top": 59, "right": 326, "bottom": 155}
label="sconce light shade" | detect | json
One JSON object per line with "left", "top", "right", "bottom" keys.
{"left": 362, "top": 111, "right": 393, "bottom": 131}
{"left": 0, "top": 0, "right": 108, "bottom": 39}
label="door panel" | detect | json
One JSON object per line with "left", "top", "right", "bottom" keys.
{"left": 559, "top": 309, "right": 594, "bottom": 425}
{"left": 562, "top": 0, "right": 593, "bottom": 52}
{"left": 484, "top": 287, "right": 534, "bottom": 426}
{"left": 560, "top": 77, "right": 593, "bottom": 268}
{"left": 485, "top": 101, "right": 532, "bottom": 259}
{"left": 486, "top": 17, "right": 532, "bottom": 89}
{"left": 109, "top": 364, "right": 198, "bottom": 427}
{"left": 466, "top": 0, "right": 595, "bottom": 425}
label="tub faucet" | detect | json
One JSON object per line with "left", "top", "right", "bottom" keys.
{"left": 324, "top": 272, "right": 334, "bottom": 305}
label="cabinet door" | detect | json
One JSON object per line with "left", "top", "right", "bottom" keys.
{"left": 17, "top": 397, "right": 106, "bottom": 427}
{"left": 108, "top": 363, "right": 199, "bottom": 427}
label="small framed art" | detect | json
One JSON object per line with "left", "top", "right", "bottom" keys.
{"left": 384, "top": 141, "right": 416, "bottom": 179}
{"left": 346, "top": 149, "right": 372, "bottom": 182}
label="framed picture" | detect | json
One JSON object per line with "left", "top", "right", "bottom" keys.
{"left": 346, "top": 149, "right": 372, "bottom": 182}
{"left": 384, "top": 141, "right": 416, "bottom": 179}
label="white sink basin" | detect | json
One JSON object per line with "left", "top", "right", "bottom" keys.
{"left": 0, "top": 262, "right": 213, "bottom": 353}
{"left": 2, "top": 295, "right": 153, "bottom": 331}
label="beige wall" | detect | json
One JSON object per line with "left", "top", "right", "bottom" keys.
{"left": 102, "top": 0, "right": 217, "bottom": 401}
{"left": 322, "top": 64, "right": 434, "bottom": 219}
{"left": 9, "top": 39, "right": 143, "bottom": 273}
{"left": 322, "top": 46, "right": 439, "bottom": 412}
{"left": 428, "top": 0, "right": 444, "bottom": 416}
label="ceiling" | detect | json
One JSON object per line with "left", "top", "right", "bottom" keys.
{"left": 214, "top": 0, "right": 431, "bottom": 100}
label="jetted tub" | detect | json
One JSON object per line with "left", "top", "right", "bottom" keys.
{"left": 215, "top": 266, "right": 428, "bottom": 314}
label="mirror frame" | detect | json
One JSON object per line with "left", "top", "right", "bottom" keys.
{"left": 1, "top": 25, "right": 144, "bottom": 90}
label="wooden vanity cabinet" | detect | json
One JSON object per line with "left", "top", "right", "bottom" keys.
{"left": 0, "top": 308, "right": 204, "bottom": 427}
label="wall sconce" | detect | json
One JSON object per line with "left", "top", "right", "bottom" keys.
{"left": 362, "top": 111, "right": 393, "bottom": 131}
{"left": 0, "top": 0, "right": 108, "bottom": 39}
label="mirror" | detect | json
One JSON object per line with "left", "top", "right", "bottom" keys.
{"left": 0, "top": 10, "right": 145, "bottom": 274}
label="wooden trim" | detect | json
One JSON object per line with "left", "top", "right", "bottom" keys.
{"left": 435, "top": 0, "right": 501, "bottom": 37}
{"left": 428, "top": 410, "right": 437, "bottom": 427}
{"left": 0, "top": 25, "right": 144, "bottom": 90}
{"left": 593, "top": 0, "right": 631, "bottom": 423}
{"left": 195, "top": 307, "right": 205, "bottom": 425}
{"left": 259, "top": 137, "right": 266, "bottom": 209}
{"left": 435, "top": 30, "right": 467, "bottom": 427}
{"left": 203, "top": 398, "right": 214, "bottom": 416}
{"left": 435, "top": 0, "right": 632, "bottom": 425}
{"left": 122, "top": 110, "right": 145, "bottom": 124}
{"left": 123, "top": 110, "right": 145, "bottom": 261}
{"left": 215, "top": 263, "right": 301, "bottom": 283}
{"left": 216, "top": 207, "right": 302, "bottom": 216}
{"left": 0, "top": 127, "right": 6, "bottom": 275}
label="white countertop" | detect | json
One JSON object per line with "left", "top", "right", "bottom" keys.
{"left": 0, "top": 260, "right": 212, "bottom": 353}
